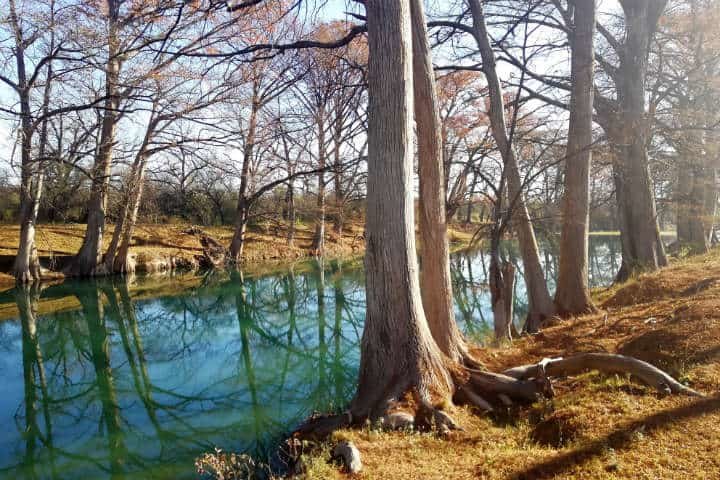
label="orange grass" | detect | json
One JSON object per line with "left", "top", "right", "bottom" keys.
{"left": 304, "top": 249, "right": 720, "bottom": 480}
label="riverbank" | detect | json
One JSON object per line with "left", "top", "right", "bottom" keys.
{"left": 0, "top": 222, "right": 476, "bottom": 291}
{"left": 299, "top": 250, "right": 720, "bottom": 479}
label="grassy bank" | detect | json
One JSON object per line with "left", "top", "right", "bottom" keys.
{"left": 300, "top": 250, "right": 720, "bottom": 479}
{"left": 0, "top": 221, "right": 475, "bottom": 291}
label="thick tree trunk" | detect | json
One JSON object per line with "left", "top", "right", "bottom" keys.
{"left": 610, "top": 1, "right": 668, "bottom": 281}
{"left": 467, "top": 0, "right": 556, "bottom": 330}
{"left": 676, "top": 22, "right": 710, "bottom": 256}
{"left": 351, "top": 0, "right": 453, "bottom": 420}
{"left": 68, "top": 1, "right": 121, "bottom": 276}
{"left": 10, "top": 0, "right": 45, "bottom": 284}
{"left": 410, "top": 0, "right": 467, "bottom": 363}
{"left": 555, "top": 0, "right": 597, "bottom": 315}
{"left": 676, "top": 148, "right": 709, "bottom": 254}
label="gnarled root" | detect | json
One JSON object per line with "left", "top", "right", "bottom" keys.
{"left": 451, "top": 353, "right": 699, "bottom": 413}
{"left": 291, "top": 353, "right": 700, "bottom": 447}
{"left": 502, "top": 353, "right": 702, "bottom": 397}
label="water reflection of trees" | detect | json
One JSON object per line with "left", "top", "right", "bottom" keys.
{"left": 3, "top": 262, "right": 364, "bottom": 479}
{"left": 450, "top": 236, "right": 622, "bottom": 340}
{"left": 1, "top": 239, "right": 621, "bottom": 479}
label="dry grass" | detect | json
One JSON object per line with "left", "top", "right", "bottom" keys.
{"left": 303, "top": 249, "right": 720, "bottom": 480}
{"left": 0, "top": 221, "right": 474, "bottom": 293}
{"left": 0, "top": 221, "right": 367, "bottom": 262}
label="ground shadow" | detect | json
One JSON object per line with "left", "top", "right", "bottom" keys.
{"left": 508, "top": 395, "right": 720, "bottom": 480}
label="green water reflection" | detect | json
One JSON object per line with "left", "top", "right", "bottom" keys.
{"left": 0, "top": 236, "right": 622, "bottom": 479}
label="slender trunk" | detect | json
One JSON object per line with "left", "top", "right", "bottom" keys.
{"left": 467, "top": 0, "right": 555, "bottom": 329}
{"left": 105, "top": 118, "right": 156, "bottom": 273}
{"left": 286, "top": 180, "right": 296, "bottom": 246}
{"left": 464, "top": 171, "right": 477, "bottom": 225}
{"left": 410, "top": 0, "right": 467, "bottom": 363}
{"left": 114, "top": 154, "right": 150, "bottom": 273}
{"left": 332, "top": 100, "right": 345, "bottom": 236}
{"left": 311, "top": 113, "right": 327, "bottom": 255}
{"left": 230, "top": 83, "right": 260, "bottom": 263}
{"left": 68, "top": 0, "right": 121, "bottom": 276}
{"left": 351, "top": 0, "right": 452, "bottom": 419}
{"left": 555, "top": 0, "right": 597, "bottom": 315}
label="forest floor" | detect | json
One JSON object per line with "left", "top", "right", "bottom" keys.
{"left": 304, "top": 249, "right": 720, "bottom": 480}
{"left": 0, "top": 221, "right": 475, "bottom": 290}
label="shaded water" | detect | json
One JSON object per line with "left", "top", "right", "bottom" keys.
{"left": 0, "top": 236, "right": 622, "bottom": 479}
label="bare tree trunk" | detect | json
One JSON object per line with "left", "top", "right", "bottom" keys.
{"left": 676, "top": 144, "right": 709, "bottom": 254}
{"left": 490, "top": 255, "right": 515, "bottom": 343}
{"left": 105, "top": 117, "right": 156, "bottom": 273}
{"left": 332, "top": 100, "right": 345, "bottom": 236}
{"left": 351, "top": 0, "right": 452, "bottom": 420}
{"left": 704, "top": 166, "right": 718, "bottom": 244}
{"left": 286, "top": 179, "right": 296, "bottom": 246}
{"left": 230, "top": 83, "right": 260, "bottom": 263}
{"left": 68, "top": 0, "right": 121, "bottom": 276}
{"left": 555, "top": 0, "right": 597, "bottom": 315}
{"left": 10, "top": 0, "right": 47, "bottom": 284}
{"left": 464, "top": 171, "right": 477, "bottom": 226}
{"left": 676, "top": 7, "right": 710, "bottom": 255}
{"left": 311, "top": 113, "right": 327, "bottom": 255}
{"left": 113, "top": 155, "right": 150, "bottom": 273}
{"left": 609, "top": 1, "right": 668, "bottom": 281}
{"left": 467, "top": 0, "right": 555, "bottom": 330}
{"left": 410, "top": 0, "right": 467, "bottom": 363}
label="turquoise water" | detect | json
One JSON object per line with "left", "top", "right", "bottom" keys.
{"left": 0, "top": 237, "right": 622, "bottom": 479}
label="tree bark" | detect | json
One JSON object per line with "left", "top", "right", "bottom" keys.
{"left": 555, "top": 0, "right": 597, "bottom": 315}
{"left": 10, "top": 0, "right": 46, "bottom": 284}
{"left": 285, "top": 180, "right": 296, "bottom": 246}
{"left": 410, "top": 0, "right": 467, "bottom": 363}
{"left": 67, "top": 0, "right": 121, "bottom": 276}
{"left": 332, "top": 98, "right": 345, "bottom": 236}
{"left": 351, "top": 0, "right": 453, "bottom": 420}
{"left": 607, "top": 0, "right": 669, "bottom": 281}
{"left": 311, "top": 112, "right": 327, "bottom": 256}
{"left": 467, "top": 0, "right": 556, "bottom": 330}
{"left": 230, "top": 81, "right": 260, "bottom": 263}
{"left": 490, "top": 256, "right": 515, "bottom": 343}
{"left": 104, "top": 115, "right": 157, "bottom": 273}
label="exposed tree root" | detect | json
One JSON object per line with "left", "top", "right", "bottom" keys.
{"left": 502, "top": 353, "right": 702, "bottom": 397}
{"left": 288, "top": 352, "right": 699, "bottom": 477}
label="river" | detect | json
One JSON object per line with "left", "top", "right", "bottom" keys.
{"left": 0, "top": 235, "right": 623, "bottom": 479}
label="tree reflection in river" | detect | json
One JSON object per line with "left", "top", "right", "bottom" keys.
{"left": 0, "top": 236, "right": 625, "bottom": 479}
{"left": 0, "top": 264, "right": 365, "bottom": 479}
